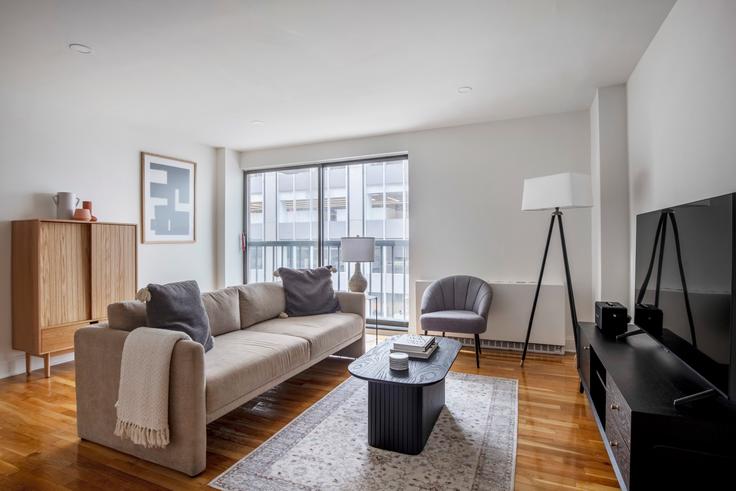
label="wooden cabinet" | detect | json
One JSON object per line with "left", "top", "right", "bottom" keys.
{"left": 12, "top": 219, "right": 137, "bottom": 377}
{"left": 90, "top": 224, "right": 137, "bottom": 319}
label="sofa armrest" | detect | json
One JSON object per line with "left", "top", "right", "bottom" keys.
{"left": 74, "top": 327, "right": 207, "bottom": 476}
{"left": 336, "top": 291, "right": 366, "bottom": 319}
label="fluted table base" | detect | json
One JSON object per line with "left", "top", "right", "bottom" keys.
{"left": 367, "top": 378, "right": 445, "bottom": 455}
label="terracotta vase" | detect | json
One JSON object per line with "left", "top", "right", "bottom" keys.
{"left": 82, "top": 200, "right": 98, "bottom": 222}
{"left": 73, "top": 208, "right": 91, "bottom": 221}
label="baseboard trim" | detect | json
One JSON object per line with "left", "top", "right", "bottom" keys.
{"left": 0, "top": 352, "right": 75, "bottom": 380}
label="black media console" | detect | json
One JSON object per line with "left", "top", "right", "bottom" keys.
{"left": 577, "top": 322, "right": 736, "bottom": 490}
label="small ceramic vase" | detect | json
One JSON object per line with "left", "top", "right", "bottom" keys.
{"left": 82, "top": 201, "right": 98, "bottom": 221}
{"left": 73, "top": 208, "right": 92, "bottom": 221}
{"left": 52, "top": 192, "right": 79, "bottom": 219}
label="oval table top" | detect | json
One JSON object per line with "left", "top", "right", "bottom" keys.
{"left": 348, "top": 336, "right": 462, "bottom": 386}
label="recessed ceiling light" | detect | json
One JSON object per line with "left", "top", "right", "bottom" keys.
{"left": 457, "top": 86, "right": 473, "bottom": 94}
{"left": 251, "top": 120, "right": 265, "bottom": 127}
{"left": 68, "top": 43, "right": 93, "bottom": 54}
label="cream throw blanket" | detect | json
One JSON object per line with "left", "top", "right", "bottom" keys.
{"left": 114, "top": 327, "right": 190, "bottom": 448}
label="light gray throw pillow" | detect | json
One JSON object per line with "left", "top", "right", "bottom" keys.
{"left": 201, "top": 287, "right": 240, "bottom": 336}
{"left": 108, "top": 301, "right": 147, "bottom": 331}
{"left": 237, "top": 283, "right": 286, "bottom": 328}
{"left": 277, "top": 266, "right": 339, "bottom": 317}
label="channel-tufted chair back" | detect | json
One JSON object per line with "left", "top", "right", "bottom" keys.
{"left": 421, "top": 275, "right": 493, "bottom": 319}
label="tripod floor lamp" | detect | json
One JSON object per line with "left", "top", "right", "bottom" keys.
{"left": 519, "top": 172, "right": 592, "bottom": 366}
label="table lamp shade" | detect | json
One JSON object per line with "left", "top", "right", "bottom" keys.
{"left": 521, "top": 172, "right": 593, "bottom": 211}
{"left": 340, "top": 236, "right": 375, "bottom": 262}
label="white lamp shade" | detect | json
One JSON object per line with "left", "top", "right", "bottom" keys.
{"left": 340, "top": 236, "right": 375, "bottom": 262}
{"left": 521, "top": 172, "right": 593, "bottom": 211}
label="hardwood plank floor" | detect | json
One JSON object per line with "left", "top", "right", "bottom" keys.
{"left": 0, "top": 337, "right": 619, "bottom": 490}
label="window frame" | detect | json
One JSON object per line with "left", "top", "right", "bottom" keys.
{"left": 243, "top": 154, "right": 409, "bottom": 326}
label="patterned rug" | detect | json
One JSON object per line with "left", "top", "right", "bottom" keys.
{"left": 210, "top": 373, "right": 518, "bottom": 491}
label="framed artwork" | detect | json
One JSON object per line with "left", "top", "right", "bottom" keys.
{"left": 140, "top": 152, "right": 196, "bottom": 243}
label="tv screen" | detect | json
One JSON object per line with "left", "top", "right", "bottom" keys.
{"left": 635, "top": 193, "right": 734, "bottom": 398}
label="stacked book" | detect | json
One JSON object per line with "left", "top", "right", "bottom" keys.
{"left": 390, "top": 334, "right": 438, "bottom": 359}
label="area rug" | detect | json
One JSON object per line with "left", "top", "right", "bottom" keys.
{"left": 210, "top": 372, "right": 518, "bottom": 491}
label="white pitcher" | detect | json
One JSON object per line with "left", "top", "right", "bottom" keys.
{"left": 52, "top": 192, "right": 79, "bottom": 219}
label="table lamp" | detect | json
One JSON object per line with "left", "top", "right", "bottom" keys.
{"left": 519, "top": 172, "right": 592, "bottom": 366}
{"left": 340, "top": 236, "right": 375, "bottom": 293}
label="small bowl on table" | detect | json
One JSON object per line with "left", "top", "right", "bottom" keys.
{"left": 389, "top": 352, "right": 409, "bottom": 371}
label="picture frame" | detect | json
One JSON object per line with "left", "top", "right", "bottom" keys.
{"left": 140, "top": 152, "right": 197, "bottom": 243}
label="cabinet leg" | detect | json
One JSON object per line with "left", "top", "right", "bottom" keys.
{"left": 25, "top": 353, "right": 31, "bottom": 375}
{"left": 43, "top": 353, "right": 51, "bottom": 378}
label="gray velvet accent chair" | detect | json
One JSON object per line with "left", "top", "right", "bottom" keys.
{"left": 420, "top": 276, "right": 493, "bottom": 368}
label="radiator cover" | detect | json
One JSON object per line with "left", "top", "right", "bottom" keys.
{"left": 415, "top": 280, "right": 567, "bottom": 352}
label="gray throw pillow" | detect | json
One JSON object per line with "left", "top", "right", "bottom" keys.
{"left": 145, "top": 280, "right": 214, "bottom": 352}
{"left": 277, "top": 266, "right": 339, "bottom": 317}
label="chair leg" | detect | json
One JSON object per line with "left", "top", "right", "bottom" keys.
{"left": 442, "top": 332, "right": 446, "bottom": 337}
{"left": 474, "top": 333, "right": 481, "bottom": 368}
{"left": 423, "top": 330, "right": 427, "bottom": 336}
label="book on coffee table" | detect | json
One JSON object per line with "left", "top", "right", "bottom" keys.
{"left": 391, "top": 342, "right": 438, "bottom": 359}
{"left": 392, "top": 334, "right": 435, "bottom": 353}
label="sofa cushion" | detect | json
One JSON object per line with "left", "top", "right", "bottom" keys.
{"left": 248, "top": 312, "right": 363, "bottom": 359}
{"left": 145, "top": 280, "right": 214, "bottom": 352}
{"left": 237, "top": 283, "right": 286, "bottom": 328}
{"left": 107, "top": 301, "right": 147, "bottom": 331}
{"left": 204, "top": 330, "right": 309, "bottom": 414}
{"left": 277, "top": 267, "right": 339, "bottom": 317}
{"left": 201, "top": 287, "right": 240, "bottom": 336}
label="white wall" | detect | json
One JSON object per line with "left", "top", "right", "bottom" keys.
{"left": 590, "top": 85, "right": 630, "bottom": 305}
{"left": 215, "top": 148, "right": 244, "bottom": 288}
{"left": 628, "top": 0, "right": 736, "bottom": 216}
{"left": 241, "top": 112, "right": 593, "bottom": 349}
{"left": 627, "top": 0, "right": 736, "bottom": 302}
{"left": 0, "top": 95, "right": 217, "bottom": 378}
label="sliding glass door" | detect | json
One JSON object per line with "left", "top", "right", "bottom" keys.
{"left": 245, "top": 166, "right": 320, "bottom": 282}
{"left": 244, "top": 156, "right": 409, "bottom": 325}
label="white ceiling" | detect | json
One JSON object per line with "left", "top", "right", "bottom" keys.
{"left": 0, "top": 0, "right": 675, "bottom": 151}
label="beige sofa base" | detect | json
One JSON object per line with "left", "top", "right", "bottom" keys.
{"left": 206, "top": 331, "right": 364, "bottom": 422}
{"left": 75, "top": 328, "right": 207, "bottom": 476}
{"left": 75, "top": 322, "right": 365, "bottom": 477}
{"left": 76, "top": 289, "right": 366, "bottom": 476}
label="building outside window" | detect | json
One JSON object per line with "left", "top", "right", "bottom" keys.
{"left": 244, "top": 156, "right": 409, "bottom": 325}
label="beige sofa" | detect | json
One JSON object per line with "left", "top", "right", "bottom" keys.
{"left": 74, "top": 282, "right": 365, "bottom": 476}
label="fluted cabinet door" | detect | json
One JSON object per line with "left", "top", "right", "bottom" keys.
{"left": 90, "top": 224, "right": 137, "bottom": 320}
{"left": 38, "top": 222, "right": 91, "bottom": 328}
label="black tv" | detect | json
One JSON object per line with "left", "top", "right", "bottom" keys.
{"left": 634, "top": 192, "right": 736, "bottom": 402}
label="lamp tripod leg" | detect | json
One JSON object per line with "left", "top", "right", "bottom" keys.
{"left": 521, "top": 211, "right": 556, "bottom": 366}
{"left": 557, "top": 212, "right": 579, "bottom": 353}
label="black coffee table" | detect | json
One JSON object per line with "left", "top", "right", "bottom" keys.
{"left": 348, "top": 336, "right": 462, "bottom": 454}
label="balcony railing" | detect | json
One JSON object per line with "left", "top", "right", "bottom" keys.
{"left": 245, "top": 239, "right": 409, "bottom": 325}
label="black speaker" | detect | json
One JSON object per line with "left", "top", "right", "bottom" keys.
{"left": 635, "top": 303, "right": 663, "bottom": 337}
{"left": 594, "top": 301, "right": 628, "bottom": 337}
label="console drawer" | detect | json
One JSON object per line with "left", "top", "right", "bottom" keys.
{"left": 606, "top": 373, "right": 632, "bottom": 448}
{"left": 607, "top": 419, "right": 631, "bottom": 489}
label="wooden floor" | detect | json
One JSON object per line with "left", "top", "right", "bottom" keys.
{"left": 0, "top": 337, "right": 619, "bottom": 490}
